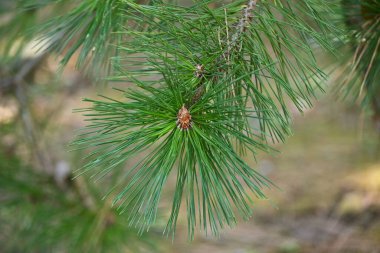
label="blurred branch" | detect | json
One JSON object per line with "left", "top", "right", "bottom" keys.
{"left": 16, "top": 81, "right": 53, "bottom": 173}
{"left": 1, "top": 53, "right": 54, "bottom": 172}
{"left": 0, "top": 53, "right": 47, "bottom": 93}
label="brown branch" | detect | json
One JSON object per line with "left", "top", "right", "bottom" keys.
{"left": 15, "top": 79, "right": 54, "bottom": 173}
{"left": 0, "top": 53, "right": 47, "bottom": 93}
{"left": 188, "top": 0, "right": 258, "bottom": 107}
{"left": 0, "top": 53, "right": 53, "bottom": 172}
{"left": 225, "top": 0, "right": 257, "bottom": 59}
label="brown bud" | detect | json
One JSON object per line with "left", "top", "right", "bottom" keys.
{"left": 176, "top": 105, "right": 192, "bottom": 130}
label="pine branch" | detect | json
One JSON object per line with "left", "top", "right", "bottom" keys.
{"left": 190, "top": 0, "right": 257, "bottom": 107}
{"left": 335, "top": 0, "right": 380, "bottom": 127}
{"left": 226, "top": 0, "right": 256, "bottom": 58}
{"left": 74, "top": 0, "right": 339, "bottom": 239}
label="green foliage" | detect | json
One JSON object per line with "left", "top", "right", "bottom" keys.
{"left": 1, "top": 0, "right": 378, "bottom": 243}
{"left": 0, "top": 146, "right": 160, "bottom": 253}
{"left": 0, "top": 0, "right": 128, "bottom": 77}
{"left": 38, "top": 0, "right": 127, "bottom": 76}
{"left": 74, "top": 81, "right": 273, "bottom": 238}
{"left": 73, "top": 0, "right": 339, "bottom": 239}
{"left": 0, "top": 1, "right": 37, "bottom": 57}
{"left": 336, "top": 0, "right": 380, "bottom": 110}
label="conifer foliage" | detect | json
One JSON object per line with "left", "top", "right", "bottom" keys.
{"left": 338, "top": 0, "right": 380, "bottom": 129}
{"left": 69, "top": 0, "right": 339, "bottom": 238}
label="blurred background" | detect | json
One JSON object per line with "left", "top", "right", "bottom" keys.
{"left": 0, "top": 1, "right": 379, "bottom": 253}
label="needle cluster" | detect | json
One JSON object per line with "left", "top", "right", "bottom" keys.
{"left": 71, "top": 0, "right": 338, "bottom": 238}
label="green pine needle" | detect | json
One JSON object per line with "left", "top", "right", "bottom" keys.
{"left": 334, "top": 0, "right": 380, "bottom": 110}
{"left": 74, "top": 73, "right": 274, "bottom": 238}
{"left": 73, "top": 0, "right": 339, "bottom": 239}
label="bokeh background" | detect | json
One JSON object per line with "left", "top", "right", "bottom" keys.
{"left": 0, "top": 1, "right": 379, "bottom": 253}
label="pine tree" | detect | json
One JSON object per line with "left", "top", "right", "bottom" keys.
{"left": 5, "top": 0, "right": 377, "bottom": 241}
{"left": 68, "top": 0, "right": 338, "bottom": 238}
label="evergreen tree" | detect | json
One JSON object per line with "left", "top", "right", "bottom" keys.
{"left": 2, "top": 0, "right": 377, "bottom": 242}
{"left": 68, "top": 0, "right": 338, "bottom": 238}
